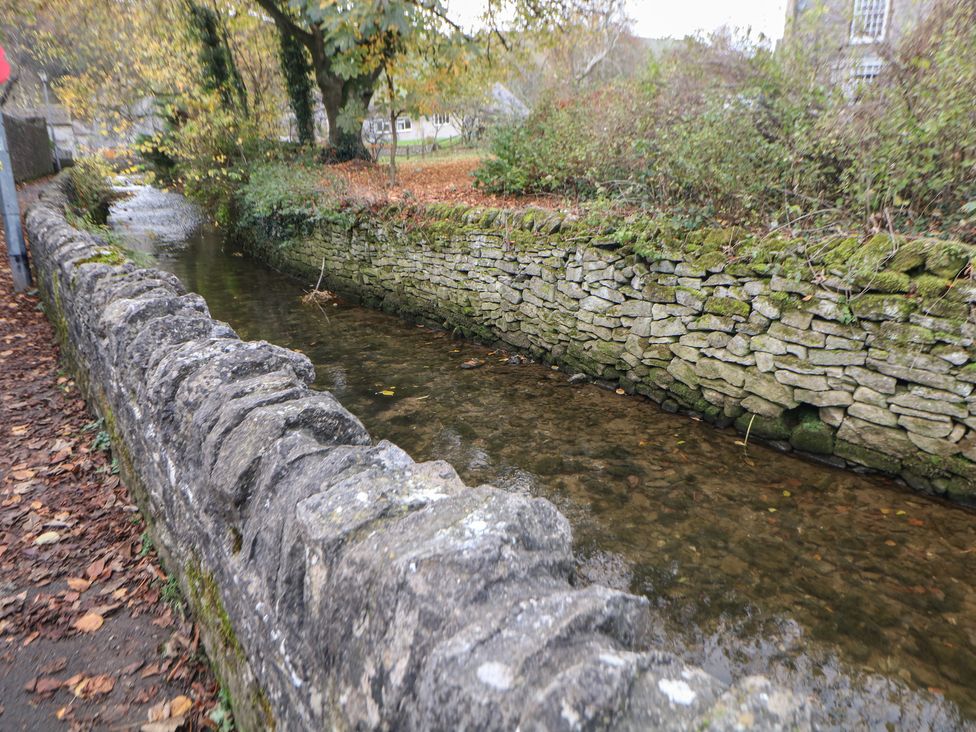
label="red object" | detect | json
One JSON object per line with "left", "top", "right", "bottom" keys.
{"left": 0, "top": 46, "right": 10, "bottom": 86}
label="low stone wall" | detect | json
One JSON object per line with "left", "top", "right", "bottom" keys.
{"left": 241, "top": 204, "right": 976, "bottom": 501}
{"left": 25, "top": 180, "right": 810, "bottom": 729}
{"left": 3, "top": 113, "right": 54, "bottom": 182}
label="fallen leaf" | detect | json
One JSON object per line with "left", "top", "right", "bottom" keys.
{"left": 170, "top": 695, "right": 193, "bottom": 717}
{"left": 73, "top": 612, "right": 104, "bottom": 633}
{"left": 147, "top": 700, "right": 171, "bottom": 722}
{"left": 88, "top": 674, "right": 114, "bottom": 695}
{"left": 121, "top": 660, "right": 144, "bottom": 676}
{"left": 34, "top": 677, "right": 64, "bottom": 694}
{"left": 33, "top": 531, "right": 61, "bottom": 546}
{"left": 66, "top": 577, "right": 91, "bottom": 592}
{"left": 72, "top": 674, "right": 114, "bottom": 698}
{"left": 141, "top": 719, "right": 184, "bottom": 732}
{"left": 40, "top": 657, "right": 68, "bottom": 675}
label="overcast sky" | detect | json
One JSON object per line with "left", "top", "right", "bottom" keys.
{"left": 448, "top": 0, "right": 789, "bottom": 41}
{"left": 627, "top": 1, "right": 788, "bottom": 40}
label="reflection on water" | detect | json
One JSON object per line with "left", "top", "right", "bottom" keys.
{"left": 121, "top": 191, "right": 976, "bottom": 728}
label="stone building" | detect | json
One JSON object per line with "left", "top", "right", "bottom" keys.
{"left": 784, "top": 0, "right": 935, "bottom": 81}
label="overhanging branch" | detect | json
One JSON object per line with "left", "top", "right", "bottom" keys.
{"left": 252, "top": 0, "right": 314, "bottom": 47}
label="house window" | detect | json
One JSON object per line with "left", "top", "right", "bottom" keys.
{"left": 432, "top": 113, "right": 450, "bottom": 126}
{"left": 396, "top": 117, "right": 412, "bottom": 132}
{"left": 850, "top": 0, "right": 889, "bottom": 43}
{"left": 852, "top": 57, "right": 884, "bottom": 83}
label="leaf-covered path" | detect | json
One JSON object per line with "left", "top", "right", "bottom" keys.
{"left": 0, "top": 184, "right": 223, "bottom": 731}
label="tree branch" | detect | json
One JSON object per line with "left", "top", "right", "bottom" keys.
{"left": 251, "top": 0, "right": 313, "bottom": 47}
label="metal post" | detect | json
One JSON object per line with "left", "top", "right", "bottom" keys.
{"left": 38, "top": 71, "right": 61, "bottom": 172}
{"left": 0, "top": 113, "right": 31, "bottom": 291}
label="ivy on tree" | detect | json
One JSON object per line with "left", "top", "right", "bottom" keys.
{"left": 184, "top": 0, "right": 247, "bottom": 112}
{"left": 251, "top": 0, "right": 572, "bottom": 162}
{"left": 278, "top": 30, "right": 316, "bottom": 145}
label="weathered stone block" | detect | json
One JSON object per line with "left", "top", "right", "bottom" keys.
{"left": 694, "top": 358, "right": 747, "bottom": 388}
{"left": 743, "top": 373, "right": 797, "bottom": 407}
{"left": 807, "top": 349, "right": 867, "bottom": 367}
{"left": 837, "top": 416, "right": 914, "bottom": 457}
{"left": 845, "top": 366, "right": 896, "bottom": 394}
{"left": 794, "top": 389, "right": 854, "bottom": 407}
{"left": 775, "top": 370, "right": 829, "bottom": 391}
{"left": 847, "top": 404, "right": 898, "bottom": 427}
{"left": 897, "top": 414, "right": 954, "bottom": 438}
{"left": 768, "top": 322, "right": 826, "bottom": 348}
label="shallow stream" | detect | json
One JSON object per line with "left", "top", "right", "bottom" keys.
{"left": 111, "top": 187, "right": 976, "bottom": 729}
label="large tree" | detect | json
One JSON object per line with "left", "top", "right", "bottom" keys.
{"left": 250, "top": 0, "right": 585, "bottom": 161}
{"left": 251, "top": 0, "right": 423, "bottom": 159}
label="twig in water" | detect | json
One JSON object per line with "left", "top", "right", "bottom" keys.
{"left": 743, "top": 413, "right": 756, "bottom": 451}
{"left": 314, "top": 256, "right": 326, "bottom": 292}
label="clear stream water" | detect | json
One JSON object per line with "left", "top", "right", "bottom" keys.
{"left": 111, "top": 187, "right": 976, "bottom": 729}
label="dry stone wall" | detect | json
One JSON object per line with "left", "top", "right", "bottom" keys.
{"left": 26, "top": 178, "right": 814, "bottom": 730}
{"left": 242, "top": 204, "right": 976, "bottom": 502}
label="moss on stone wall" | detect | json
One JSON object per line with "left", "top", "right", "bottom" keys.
{"left": 233, "top": 192, "right": 976, "bottom": 502}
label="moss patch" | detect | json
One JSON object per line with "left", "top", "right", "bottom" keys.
{"left": 735, "top": 412, "right": 794, "bottom": 441}
{"left": 790, "top": 419, "right": 835, "bottom": 455}
{"left": 704, "top": 296, "right": 750, "bottom": 319}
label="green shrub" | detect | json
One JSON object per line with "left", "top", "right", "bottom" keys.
{"left": 237, "top": 161, "right": 351, "bottom": 239}
{"left": 135, "top": 92, "right": 264, "bottom": 226}
{"left": 66, "top": 155, "right": 114, "bottom": 222}
{"left": 474, "top": 0, "right": 976, "bottom": 237}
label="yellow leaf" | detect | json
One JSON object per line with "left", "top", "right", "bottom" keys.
{"left": 67, "top": 577, "right": 91, "bottom": 592}
{"left": 73, "top": 612, "right": 104, "bottom": 633}
{"left": 379, "top": 390, "right": 395, "bottom": 396}
{"left": 768, "top": 507, "right": 777, "bottom": 513}
{"left": 34, "top": 531, "right": 61, "bottom": 546}
{"left": 170, "top": 695, "right": 193, "bottom": 717}
{"left": 782, "top": 490, "right": 791, "bottom": 497}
